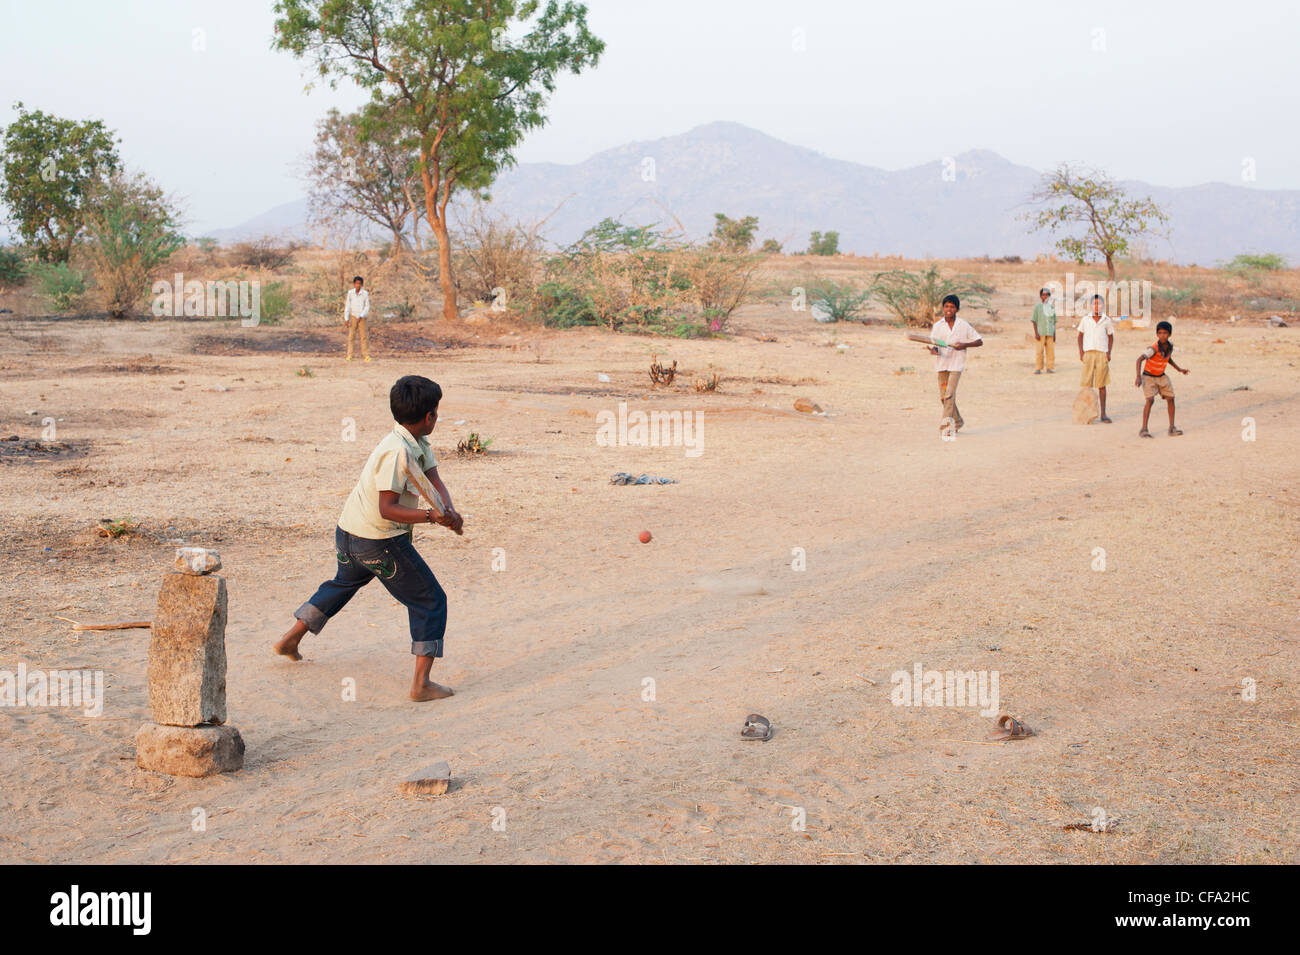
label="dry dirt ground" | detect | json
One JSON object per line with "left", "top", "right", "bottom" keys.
{"left": 1, "top": 302, "right": 1296, "bottom": 864}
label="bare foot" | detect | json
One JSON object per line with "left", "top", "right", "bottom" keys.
{"left": 410, "top": 681, "right": 454, "bottom": 702}
{"left": 274, "top": 630, "right": 304, "bottom": 661}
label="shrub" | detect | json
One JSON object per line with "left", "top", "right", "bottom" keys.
{"left": 0, "top": 248, "right": 26, "bottom": 288}
{"left": 1224, "top": 252, "right": 1286, "bottom": 272}
{"left": 540, "top": 219, "right": 687, "bottom": 331}
{"left": 760, "top": 238, "right": 782, "bottom": 254}
{"left": 680, "top": 246, "right": 760, "bottom": 331}
{"left": 84, "top": 171, "right": 185, "bottom": 318}
{"left": 453, "top": 205, "right": 542, "bottom": 311}
{"left": 533, "top": 280, "right": 598, "bottom": 328}
{"left": 808, "top": 279, "right": 874, "bottom": 322}
{"left": 226, "top": 236, "right": 301, "bottom": 271}
{"left": 29, "top": 261, "right": 87, "bottom": 311}
{"left": 259, "top": 280, "right": 292, "bottom": 324}
{"left": 872, "top": 264, "right": 992, "bottom": 327}
{"left": 1154, "top": 282, "right": 1204, "bottom": 305}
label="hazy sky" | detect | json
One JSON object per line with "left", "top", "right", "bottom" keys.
{"left": 2, "top": 0, "right": 1296, "bottom": 234}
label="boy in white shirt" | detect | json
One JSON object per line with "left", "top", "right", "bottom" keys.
{"left": 344, "top": 275, "right": 371, "bottom": 362}
{"left": 927, "top": 294, "right": 983, "bottom": 435}
{"left": 1077, "top": 294, "right": 1115, "bottom": 423}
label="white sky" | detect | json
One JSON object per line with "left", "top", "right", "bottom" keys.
{"left": 2, "top": 0, "right": 1296, "bottom": 234}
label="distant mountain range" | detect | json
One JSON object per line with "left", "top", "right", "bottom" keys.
{"left": 209, "top": 121, "right": 1300, "bottom": 266}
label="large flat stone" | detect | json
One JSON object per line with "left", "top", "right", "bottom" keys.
{"left": 1072, "top": 387, "right": 1100, "bottom": 425}
{"left": 135, "top": 723, "right": 244, "bottom": 777}
{"left": 148, "top": 572, "right": 227, "bottom": 726}
{"left": 398, "top": 761, "right": 451, "bottom": 795}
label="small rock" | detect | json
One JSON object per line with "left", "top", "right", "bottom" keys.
{"left": 597, "top": 373, "right": 611, "bottom": 383}
{"left": 794, "top": 397, "right": 822, "bottom": 414}
{"left": 1267, "top": 315, "right": 1288, "bottom": 327}
{"left": 175, "top": 547, "right": 221, "bottom": 575}
{"left": 208, "top": 384, "right": 229, "bottom": 392}
{"left": 398, "top": 761, "right": 451, "bottom": 795}
{"left": 135, "top": 723, "right": 244, "bottom": 777}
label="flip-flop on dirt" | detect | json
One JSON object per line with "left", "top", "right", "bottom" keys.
{"left": 1168, "top": 427, "right": 1183, "bottom": 436}
{"left": 1139, "top": 429, "right": 1153, "bottom": 438}
{"left": 989, "top": 714, "right": 1034, "bottom": 741}
{"left": 740, "top": 713, "right": 772, "bottom": 741}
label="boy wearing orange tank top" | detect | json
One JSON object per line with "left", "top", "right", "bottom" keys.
{"left": 1135, "top": 321, "right": 1189, "bottom": 438}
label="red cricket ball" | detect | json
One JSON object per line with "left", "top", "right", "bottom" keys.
{"left": 638, "top": 530, "right": 652, "bottom": 543}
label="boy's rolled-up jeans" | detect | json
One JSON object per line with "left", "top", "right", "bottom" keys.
{"left": 295, "top": 526, "right": 447, "bottom": 657}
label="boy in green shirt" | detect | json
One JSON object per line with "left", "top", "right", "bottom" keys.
{"left": 1030, "top": 287, "right": 1056, "bottom": 374}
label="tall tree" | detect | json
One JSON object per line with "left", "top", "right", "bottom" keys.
{"left": 1026, "top": 163, "right": 1167, "bottom": 282}
{"left": 0, "top": 103, "right": 120, "bottom": 262}
{"left": 273, "top": 0, "right": 604, "bottom": 321}
{"left": 306, "top": 106, "right": 421, "bottom": 257}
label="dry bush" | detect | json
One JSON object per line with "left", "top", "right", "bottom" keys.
{"left": 452, "top": 205, "right": 543, "bottom": 312}
{"left": 225, "top": 235, "right": 303, "bottom": 271}
{"left": 679, "top": 246, "right": 761, "bottom": 331}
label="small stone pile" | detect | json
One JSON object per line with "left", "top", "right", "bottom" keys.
{"left": 135, "top": 548, "right": 245, "bottom": 777}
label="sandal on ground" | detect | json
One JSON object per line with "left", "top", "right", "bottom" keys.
{"left": 1139, "top": 429, "right": 1153, "bottom": 438}
{"left": 989, "top": 714, "right": 1034, "bottom": 742}
{"left": 740, "top": 713, "right": 773, "bottom": 742}
{"left": 1168, "top": 427, "right": 1183, "bottom": 436}
{"left": 1099, "top": 416, "right": 1113, "bottom": 423}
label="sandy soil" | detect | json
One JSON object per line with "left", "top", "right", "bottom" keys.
{"left": 1, "top": 302, "right": 1296, "bottom": 864}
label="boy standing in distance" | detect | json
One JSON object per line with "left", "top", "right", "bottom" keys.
{"left": 927, "top": 294, "right": 983, "bottom": 435}
{"left": 1077, "top": 294, "right": 1115, "bottom": 422}
{"left": 1135, "top": 321, "right": 1189, "bottom": 437}
{"left": 345, "top": 275, "right": 371, "bottom": 362}
{"left": 1031, "top": 287, "right": 1056, "bottom": 374}
{"left": 275, "top": 375, "right": 464, "bottom": 702}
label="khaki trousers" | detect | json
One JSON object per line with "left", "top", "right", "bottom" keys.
{"left": 937, "top": 370, "right": 963, "bottom": 432}
{"left": 346, "top": 317, "right": 370, "bottom": 360}
{"left": 1034, "top": 334, "right": 1055, "bottom": 370}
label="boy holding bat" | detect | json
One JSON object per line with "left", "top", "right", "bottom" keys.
{"left": 924, "top": 294, "right": 983, "bottom": 435}
{"left": 274, "top": 375, "right": 464, "bottom": 701}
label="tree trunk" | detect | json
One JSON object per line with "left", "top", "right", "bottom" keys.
{"left": 431, "top": 216, "right": 457, "bottom": 321}
{"left": 1105, "top": 253, "right": 1116, "bottom": 282}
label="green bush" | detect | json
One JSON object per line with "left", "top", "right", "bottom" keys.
{"left": 1155, "top": 282, "right": 1204, "bottom": 305}
{"left": 808, "top": 279, "right": 873, "bottom": 322}
{"left": 1224, "top": 252, "right": 1286, "bottom": 272}
{"left": 0, "top": 249, "right": 26, "bottom": 287}
{"left": 872, "top": 264, "right": 992, "bottom": 327}
{"left": 29, "top": 262, "right": 87, "bottom": 311}
{"left": 259, "top": 280, "right": 292, "bottom": 324}
{"left": 534, "top": 280, "right": 598, "bottom": 328}
{"left": 760, "top": 238, "right": 782, "bottom": 254}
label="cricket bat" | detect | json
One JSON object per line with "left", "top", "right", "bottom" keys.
{"left": 906, "top": 332, "right": 950, "bottom": 348}
{"left": 399, "top": 448, "right": 452, "bottom": 527}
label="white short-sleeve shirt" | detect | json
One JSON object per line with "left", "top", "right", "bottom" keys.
{"left": 931, "top": 317, "right": 982, "bottom": 372}
{"left": 1078, "top": 313, "right": 1114, "bottom": 353}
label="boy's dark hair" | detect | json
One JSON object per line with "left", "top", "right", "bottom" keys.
{"left": 941, "top": 294, "right": 960, "bottom": 309}
{"left": 1093, "top": 294, "right": 1103, "bottom": 302}
{"left": 1156, "top": 320, "right": 1173, "bottom": 334}
{"left": 353, "top": 275, "right": 364, "bottom": 284}
{"left": 390, "top": 375, "right": 442, "bottom": 425}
